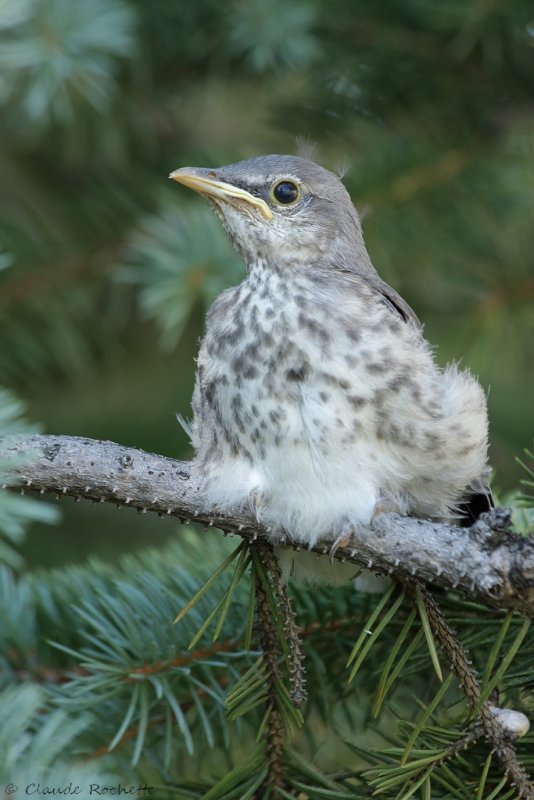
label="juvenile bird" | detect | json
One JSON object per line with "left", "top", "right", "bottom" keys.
{"left": 170, "top": 155, "right": 492, "bottom": 581}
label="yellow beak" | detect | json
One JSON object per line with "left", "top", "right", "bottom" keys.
{"left": 169, "top": 167, "right": 273, "bottom": 220}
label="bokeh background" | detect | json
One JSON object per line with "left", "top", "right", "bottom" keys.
{"left": 1, "top": 0, "right": 533, "bottom": 568}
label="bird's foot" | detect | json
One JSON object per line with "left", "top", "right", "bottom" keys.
{"left": 329, "top": 524, "right": 355, "bottom": 565}
{"left": 370, "top": 500, "right": 398, "bottom": 524}
{"left": 248, "top": 488, "right": 266, "bottom": 519}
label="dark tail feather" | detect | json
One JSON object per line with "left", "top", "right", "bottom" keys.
{"left": 459, "top": 489, "right": 494, "bottom": 527}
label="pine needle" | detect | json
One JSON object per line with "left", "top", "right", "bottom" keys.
{"left": 381, "top": 629, "right": 425, "bottom": 703}
{"left": 483, "top": 776, "right": 510, "bottom": 800}
{"left": 347, "top": 587, "right": 405, "bottom": 684}
{"left": 225, "top": 658, "right": 268, "bottom": 720}
{"left": 415, "top": 585, "right": 443, "bottom": 682}
{"left": 174, "top": 542, "right": 244, "bottom": 624}
{"left": 243, "top": 573, "right": 256, "bottom": 651}
{"left": 393, "top": 767, "right": 433, "bottom": 800}
{"left": 478, "top": 610, "right": 513, "bottom": 700}
{"left": 212, "top": 545, "right": 250, "bottom": 640}
{"left": 188, "top": 591, "right": 229, "bottom": 649}
{"left": 476, "top": 753, "right": 493, "bottom": 800}
{"left": 472, "top": 616, "right": 531, "bottom": 719}
{"left": 131, "top": 683, "right": 149, "bottom": 766}
{"left": 373, "top": 609, "right": 417, "bottom": 716}
{"left": 199, "top": 745, "right": 268, "bottom": 799}
{"left": 108, "top": 683, "right": 139, "bottom": 751}
{"left": 347, "top": 583, "right": 397, "bottom": 669}
{"left": 400, "top": 674, "right": 454, "bottom": 766}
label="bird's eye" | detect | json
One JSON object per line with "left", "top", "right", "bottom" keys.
{"left": 272, "top": 180, "right": 300, "bottom": 205}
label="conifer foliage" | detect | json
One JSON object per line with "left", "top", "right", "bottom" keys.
{"left": 1, "top": 0, "right": 533, "bottom": 797}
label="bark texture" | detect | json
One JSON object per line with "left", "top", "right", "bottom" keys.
{"left": 1, "top": 433, "right": 534, "bottom": 616}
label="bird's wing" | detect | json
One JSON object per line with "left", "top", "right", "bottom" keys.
{"left": 365, "top": 275, "right": 494, "bottom": 525}
{"left": 372, "top": 277, "right": 421, "bottom": 328}
{"left": 336, "top": 266, "right": 421, "bottom": 328}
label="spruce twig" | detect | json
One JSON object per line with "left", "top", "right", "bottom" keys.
{"left": 412, "top": 582, "right": 534, "bottom": 799}
{"left": 253, "top": 543, "right": 287, "bottom": 796}
{"left": 262, "top": 547, "right": 307, "bottom": 708}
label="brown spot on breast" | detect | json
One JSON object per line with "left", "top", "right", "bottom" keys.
{"left": 409, "top": 382, "right": 423, "bottom": 403}
{"left": 243, "top": 364, "right": 258, "bottom": 379}
{"left": 286, "top": 363, "right": 309, "bottom": 382}
{"left": 366, "top": 360, "right": 391, "bottom": 374}
{"left": 297, "top": 312, "right": 330, "bottom": 344}
{"left": 348, "top": 394, "right": 366, "bottom": 409}
{"left": 320, "top": 372, "right": 350, "bottom": 390}
{"left": 386, "top": 318, "right": 402, "bottom": 334}
{"left": 204, "top": 381, "right": 216, "bottom": 406}
{"left": 458, "top": 443, "right": 477, "bottom": 456}
{"left": 387, "top": 374, "right": 408, "bottom": 392}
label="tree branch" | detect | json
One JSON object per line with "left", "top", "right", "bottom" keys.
{"left": 412, "top": 582, "right": 534, "bottom": 799}
{"left": 1, "top": 433, "right": 534, "bottom": 616}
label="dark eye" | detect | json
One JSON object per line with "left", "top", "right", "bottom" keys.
{"left": 272, "top": 180, "right": 300, "bottom": 205}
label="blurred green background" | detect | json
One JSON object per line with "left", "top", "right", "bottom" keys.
{"left": 1, "top": 0, "right": 533, "bottom": 567}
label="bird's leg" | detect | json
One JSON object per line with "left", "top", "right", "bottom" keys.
{"left": 329, "top": 522, "right": 356, "bottom": 564}
{"left": 248, "top": 487, "right": 266, "bottom": 520}
{"left": 329, "top": 502, "right": 398, "bottom": 566}
{"left": 371, "top": 500, "right": 398, "bottom": 521}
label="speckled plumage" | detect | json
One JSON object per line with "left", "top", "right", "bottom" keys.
{"left": 171, "top": 155, "right": 491, "bottom": 578}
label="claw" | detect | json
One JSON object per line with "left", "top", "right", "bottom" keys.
{"left": 248, "top": 488, "right": 265, "bottom": 517}
{"left": 371, "top": 501, "right": 397, "bottom": 523}
{"left": 329, "top": 526, "right": 354, "bottom": 564}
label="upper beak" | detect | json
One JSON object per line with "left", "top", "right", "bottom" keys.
{"left": 169, "top": 167, "right": 273, "bottom": 220}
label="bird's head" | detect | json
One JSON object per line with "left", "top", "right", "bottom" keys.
{"left": 170, "top": 155, "right": 372, "bottom": 274}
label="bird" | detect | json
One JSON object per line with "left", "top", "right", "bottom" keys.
{"left": 170, "top": 154, "right": 492, "bottom": 582}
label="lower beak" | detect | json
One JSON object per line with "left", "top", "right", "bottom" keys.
{"left": 170, "top": 167, "right": 273, "bottom": 220}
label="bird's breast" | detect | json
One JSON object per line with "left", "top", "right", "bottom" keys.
{"left": 196, "top": 273, "right": 385, "bottom": 466}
